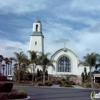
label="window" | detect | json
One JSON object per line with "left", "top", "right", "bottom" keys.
{"left": 35, "top": 42, "right": 37, "bottom": 45}
{"left": 36, "top": 25, "right": 38, "bottom": 31}
{"left": 58, "top": 56, "right": 71, "bottom": 72}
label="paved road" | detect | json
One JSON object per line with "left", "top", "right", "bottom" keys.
{"left": 13, "top": 85, "right": 100, "bottom": 100}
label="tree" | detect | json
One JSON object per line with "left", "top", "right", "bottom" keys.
{"left": 0, "top": 55, "right": 3, "bottom": 74}
{"left": 83, "top": 53, "right": 98, "bottom": 88}
{"left": 9, "top": 57, "right": 15, "bottom": 75}
{"left": 38, "top": 52, "right": 55, "bottom": 84}
{"left": 20, "top": 61, "right": 30, "bottom": 81}
{"left": 81, "top": 72, "right": 84, "bottom": 82}
{"left": 37, "top": 68, "right": 40, "bottom": 78}
{"left": 4, "top": 58, "right": 9, "bottom": 76}
{"left": 28, "top": 51, "right": 38, "bottom": 84}
{"left": 2, "top": 64, "right": 5, "bottom": 75}
{"left": 13, "top": 51, "right": 27, "bottom": 82}
{"left": 13, "top": 63, "right": 18, "bottom": 81}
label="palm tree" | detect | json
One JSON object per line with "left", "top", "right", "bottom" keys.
{"left": 13, "top": 51, "right": 27, "bottom": 82}
{"left": 13, "top": 63, "right": 18, "bottom": 81}
{"left": 28, "top": 51, "right": 38, "bottom": 84}
{"left": 4, "top": 58, "right": 9, "bottom": 76}
{"left": 83, "top": 53, "right": 98, "bottom": 88}
{"left": 38, "top": 52, "right": 55, "bottom": 84}
{"left": 9, "top": 57, "right": 15, "bottom": 75}
{"left": 21, "top": 58, "right": 30, "bottom": 82}
{"left": 2, "top": 64, "right": 5, "bottom": 75}
{"left": 0, "top": 55, "right": 4, "bottom": 74}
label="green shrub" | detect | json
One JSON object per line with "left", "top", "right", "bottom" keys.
{"left": 0, "top": 90, "right": 27, "bottom": 100}
{"left": 81, "top": 82, "right": 91, "bottom": 88}
{"left": 85, "top": 83, "right": 91, "bottom": 88}
{"left": 37, "top": 76, "right": 43, "bottom": 81}
{"left": 60, "top": 78, "right": 73, "bottom": 87}
{"left": 81, "top": 82, "right": 100, "bottom": 88}
{"left": 93, "top": 83, "right": 100, "bottom": 88}
{"left": 62, "top": 78, "right": 66, "bottom": 82}
{"left": 60, "top": 84, "right": 72, "bottom": 87}
{"left": 70, "top": 81, "right": 76, "bottom": 85}
{"left": 45, "top": 81, "right": 52, "bottom": 86}
{"left": 56, "top": 80, "right": 62, "bottom": 85}
{"left": 37, "top": 81, "right": 43, "bottom": 86}
{"left": 0, "top": 82, "right": 13, "bottom": 93}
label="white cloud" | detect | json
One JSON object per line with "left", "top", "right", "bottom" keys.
{"left": 0, "top": 38, "right": 29, "bottom": 58}
{"left": 16, "top": 28, "right": 32, "bottom": 41}
{"left": 0, "top": 0, "right": 47, "bottom": 14}
{"left": 0, "top": 0, "right": 100, "bottom": 63}
{"left": 43, "top": 20, "right": 100, "bottom": 61}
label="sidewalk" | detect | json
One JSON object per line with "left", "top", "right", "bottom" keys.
{"left": 51, "top": 85, "right": 85, "bottom": 89}
{"left": 72, "top": 85, "right": 85, "bottom": 89}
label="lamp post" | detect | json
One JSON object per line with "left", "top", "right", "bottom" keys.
{"left": 2, "top": 64, "right": 5, "bottom": 75}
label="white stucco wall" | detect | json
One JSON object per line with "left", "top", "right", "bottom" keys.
{"left": 29, "top": 36, "right": 44, "bottom": 52}
{"left": 49, "top": 49, "right": 79, "bottom": 75}
{"left": 77, "top": 65, "right": 90, "bottom": 76}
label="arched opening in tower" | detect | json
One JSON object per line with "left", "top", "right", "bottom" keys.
{"left": 36, "top": 25, "right": 38, "bottom": 31}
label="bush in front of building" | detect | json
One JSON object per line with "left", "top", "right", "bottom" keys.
{"left": 45, "top": 81, "right": 53, "bottom": 86}
{"left": 36, "top": 69, "right": 48, "bottom": 82}
{"left": 37, "top": 81, "right": 44, "bottom": 86}
{"left": 60, "top": 77, "right": 75, "bottom": 87}
{"left": 60, "top": 84, "right": 72, "bottom": 87}
{"left": 81, "top": 82, "right": 100, "bottom": 88}
{"left": 93, "top": 83, "right": 100, "bottom": 88}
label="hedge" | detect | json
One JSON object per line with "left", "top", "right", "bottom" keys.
{"left": 0, "top": 82, "right": 13, "bottom": 92}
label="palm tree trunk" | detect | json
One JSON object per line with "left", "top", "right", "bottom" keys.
{"left": 6, "top": 64, "right": 7, "bottom": 76}
{"left": 18, "top": 64, "right": 20, "bottom": 82}
{"left": 43, "top": 72, "right": 45, "bottom": 84}
{"left": 8, "top": 64, "right": 9, "bottom": 75}
{"left": 43, "top": 65, "right": 45, "bottom": 84}
{"left": 23, "top": 69, "right": 25, "bottom": 82}
{"left": 3, "top": 69, "right": 4, "bottom": 75}
{"left": 90, "top": 67, "right": 94, "bottom": 88}
{"left": 32, "top": 65, "right": 34, "bottom": 85}
{"left": 10, "top": 63, "right": 12, "bottom": 75}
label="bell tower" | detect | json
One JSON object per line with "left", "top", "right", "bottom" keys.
{"left": 28, "top": 20, "right": 44, "bottom": 58}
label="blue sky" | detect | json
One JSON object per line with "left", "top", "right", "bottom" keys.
{"left": 0, "top": 0, "right": 100, "bottom": 61}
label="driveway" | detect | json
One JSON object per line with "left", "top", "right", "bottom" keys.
{"left": 13, "top": 85, "right": 100, "bottom": 100}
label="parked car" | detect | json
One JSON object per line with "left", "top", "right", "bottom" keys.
{"left": 7, "top": 75, "right": 13, "bottom": 81}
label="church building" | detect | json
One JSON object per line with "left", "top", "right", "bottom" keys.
{"left": 28, "top": 20, "right": 90, "bottom": 77}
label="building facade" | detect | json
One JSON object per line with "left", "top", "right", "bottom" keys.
{"left": 28, "top": 20, "right": 90, "bottom": 77}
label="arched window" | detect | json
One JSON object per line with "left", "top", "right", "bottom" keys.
{"left": 58, "top": 56, "right": 71, "bottom": 72}
{"left": 36, "top": 25, "right": 38, "bottom": 31}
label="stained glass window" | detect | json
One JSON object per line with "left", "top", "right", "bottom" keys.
{"left": 58, "top": 56, "right": 71, "bottom": 72}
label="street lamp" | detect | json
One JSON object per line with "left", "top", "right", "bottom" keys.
{"left": 2, "top": 64, "right": 5, "bottom": 75}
